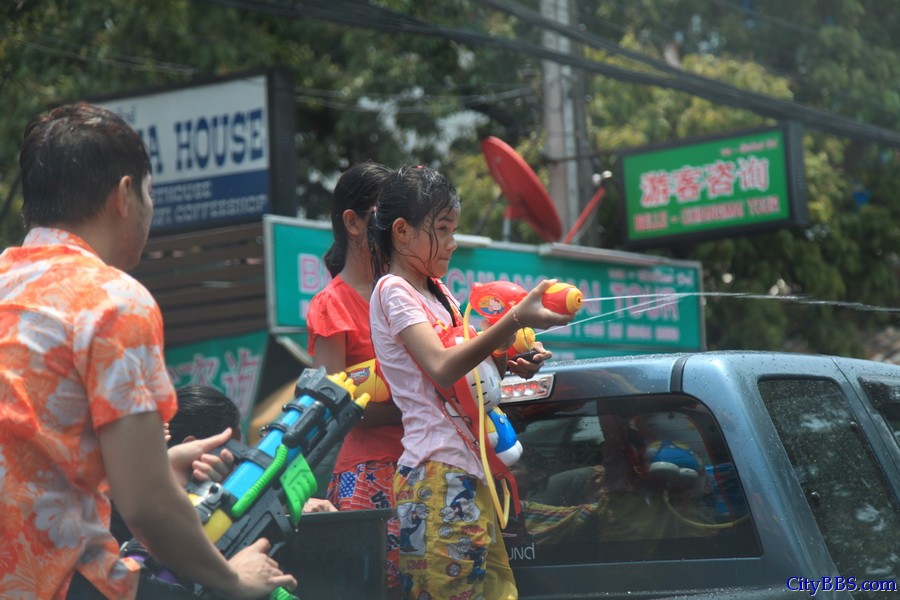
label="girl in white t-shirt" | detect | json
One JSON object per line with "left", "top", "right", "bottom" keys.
{"left": 368, "top": 165, "right": 574, "bottom": 599}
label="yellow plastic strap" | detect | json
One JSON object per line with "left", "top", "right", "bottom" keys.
{"left": 463, "top": 306, "right": 510, "bottom": 528}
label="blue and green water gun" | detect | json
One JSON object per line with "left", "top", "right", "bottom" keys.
{"left": 187, "top": 367, "right": 370, "bottom": 599}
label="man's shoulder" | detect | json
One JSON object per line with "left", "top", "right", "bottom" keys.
{"left": 71, "top": 254, "right": 155, "bottom": 295}
{"left": 2, "top": 248, "right": 153, "bottom": 304}
{"left": 52, "top": 255, "right": 159, "bottom": 312}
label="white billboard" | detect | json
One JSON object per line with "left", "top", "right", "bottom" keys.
{"left": 94, "top": 70, "right": 296, "bottom": 234}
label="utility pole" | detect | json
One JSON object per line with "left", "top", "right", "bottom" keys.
{"left": 570, "top": 46, "right": 597, "bottom": 246}
{"left": 541, "top": 0, "right": 587, "bottom": 241}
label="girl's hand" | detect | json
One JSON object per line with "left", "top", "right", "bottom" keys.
{"left": 507, "top": 341, "right": 552, "bottom": 379}
{"left": 514, "top": 279, "right": 577, "bottom": 330}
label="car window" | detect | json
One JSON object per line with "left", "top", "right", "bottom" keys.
{"left": 859, "top": 376, "right": 900, "bottom": 448}
{"left": 759, "top": 377, "right": 900, "bottom": 589}
{"left": 503, "top": 396, "right": 759, "bottom": 567}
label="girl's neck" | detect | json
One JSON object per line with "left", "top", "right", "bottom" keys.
{"left": 389, "top": 262, "right": 432, "bottom": 297}
{"left": 339, "top": 244, "right": 375, "bottom": 299}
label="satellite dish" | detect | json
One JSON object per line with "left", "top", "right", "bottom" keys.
{"left": 481, "top": 136, "right": 562, "bottom": 243}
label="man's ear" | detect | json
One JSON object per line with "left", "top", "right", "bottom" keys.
{"left": 109, "top": 175, "right": 134, "bottom": 218}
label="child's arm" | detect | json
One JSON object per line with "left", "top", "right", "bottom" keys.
{"left": 311, "top": 332, "right": 348, "bottom": 375}
{"left": 399, "top": 279, "right": 573, "bottom": 389}
{"left": 313, "top": 334, "right": 401, "bottom": 427}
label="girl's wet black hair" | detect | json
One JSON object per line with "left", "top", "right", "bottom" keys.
{"left": 368, "top": 164, "right": 460, "bottom": 284}
{"left": 323, "top": 161, "right": 393, "bottom": 277}
{"left": 427, "top": 277, "right": 459, "bottom": 326}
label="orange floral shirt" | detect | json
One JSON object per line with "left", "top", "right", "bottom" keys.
{"left": 0, "top": 228, "right": 177, "bottom": 600}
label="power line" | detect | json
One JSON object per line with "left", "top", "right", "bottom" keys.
{"left": 1, "top": 23, "right": 199, "bottom": 76}
{"left": 199, "top": 0, "right": 900, "bottom": 148}
{"left": 14, "top": 0, "right": 898, "bottom": 147}
{"left": 570, "top": 0, "right": 897, "bottom": 117}
{"left": 479, "top": 0, "right": 900, "bottom": 147}
{"left": 296, "top": 84, "right": 531, "bottom": 102}
{"left": 6, "top": 17, "right": 532, "bottom": 116}
{"left": 706, "top": 0, "right": 825, "bottom": 36}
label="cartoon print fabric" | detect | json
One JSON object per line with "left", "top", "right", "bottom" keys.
{"left": 394, "top": 462, "right": 517, "bottom": 600}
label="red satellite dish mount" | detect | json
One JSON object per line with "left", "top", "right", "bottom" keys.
{"left": 481, "top": 136, "right": 562, "bottom": 243}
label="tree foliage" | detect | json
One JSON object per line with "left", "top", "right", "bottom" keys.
{"left": 0, "top": 0, "right": 896, "bottom": 357}
{"left": 572, "top": 0, "right": 900, "bottom": 355}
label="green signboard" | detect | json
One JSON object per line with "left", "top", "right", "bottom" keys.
{"left": 165, "top": 329, "right": 269, "bottom": 430}
{"left": 446, "top": 247, "right": 704, "bottom": 353}
{"left": 620, "top": 123, "right": 807, "bottom": 248}
{"left": 265, "top": 216, "right": 705, "bottom": 357}
{"left": 264, "top": 217, "right": 334, "bottom": 331}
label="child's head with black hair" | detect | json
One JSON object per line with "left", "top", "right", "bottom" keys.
{"left": 368, "top": 164, "right": 461, "bottom": 282}
{"left": 168, "top": 385, "right": 241, "bottom": 448}
{"left": 323, "top": 161, "right": 393, "bottom": 277}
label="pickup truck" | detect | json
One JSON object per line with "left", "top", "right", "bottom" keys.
{"left": 497, "top": 351, "right": 900, "bottom": 599}
{"left": 284, "top": 351, "right": 899, "bottom": 599}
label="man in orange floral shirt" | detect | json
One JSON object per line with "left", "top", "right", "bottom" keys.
{"left": 0, "top": 103, "right": 296, "bottom": 600}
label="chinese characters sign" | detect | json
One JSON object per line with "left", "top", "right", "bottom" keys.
{"left": 165, "top": 330, "right": 269, "bottom": 425}
{"left": 620, "top": 123, "right": 807, "bottom": 248}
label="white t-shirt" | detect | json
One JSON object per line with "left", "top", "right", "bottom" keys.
{"left": 370, "top": 274, "right": 485, "bottom": 481}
